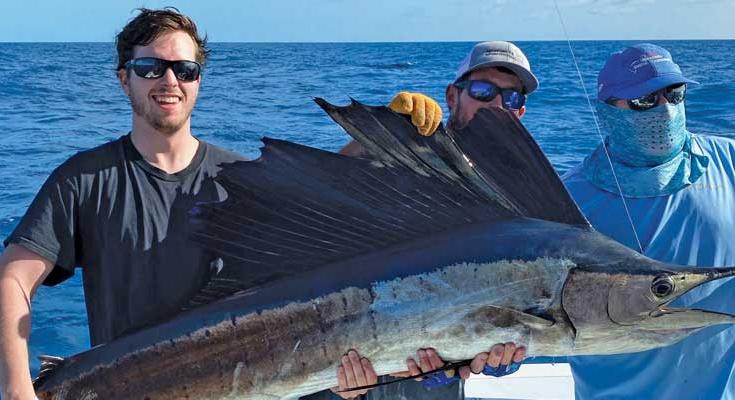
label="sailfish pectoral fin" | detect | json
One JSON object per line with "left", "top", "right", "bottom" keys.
{"left": 464, "top": 305, "right": 555, "bottom": 331}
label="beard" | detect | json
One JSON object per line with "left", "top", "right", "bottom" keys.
{"left": 447, "top": 109, "right": 470, "bottom": 131}
{"left": 447, "top": 96, "right": 472, "bottom": 131}
{"left": 129, "top": 88, "right": 194, "bottom": 135}
{"left": 447, "top": 112, "right": 460, "bottom": 130}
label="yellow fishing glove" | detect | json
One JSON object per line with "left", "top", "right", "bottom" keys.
{"left": 388, "top": 92, "right": 442, "bottom": 136}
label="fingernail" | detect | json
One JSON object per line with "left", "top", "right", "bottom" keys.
{"left": 494, "top": 347, "right": 503, "bottom": 356}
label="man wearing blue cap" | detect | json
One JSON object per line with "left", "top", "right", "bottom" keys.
{"left": 563, "top": 43, "right": 735, "bottom": 399}
{"left": 378, "top": 42, "right": 735, "bottom": 398}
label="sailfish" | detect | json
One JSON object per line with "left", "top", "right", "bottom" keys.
{"left": 33, "top": 99, "right": 735, "bottom": 399}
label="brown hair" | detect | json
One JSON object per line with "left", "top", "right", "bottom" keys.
{"left": 115, "top": 7, "right": 209, "bottom": 71}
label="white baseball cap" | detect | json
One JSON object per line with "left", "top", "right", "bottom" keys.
{"left": 455, "top": 41, "right": 539, "bottom": 94}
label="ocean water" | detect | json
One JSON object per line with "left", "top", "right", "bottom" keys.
{"left": 1, "top": 40, "right": 734, "bottom": 378}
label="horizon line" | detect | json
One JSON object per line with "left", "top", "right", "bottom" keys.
{"left": 2, "top": 38, "right": 735, "bottom": 44}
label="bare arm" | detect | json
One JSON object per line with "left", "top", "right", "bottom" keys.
{"left": 0, "top": 244, "right": 54, "bottom": 400}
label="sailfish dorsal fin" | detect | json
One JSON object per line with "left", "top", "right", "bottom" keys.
{"left": 317, "top": 98, "right": 588, "bottom": 226}
{"left": 189, "top": 99, "right": 589, "bottom": 304}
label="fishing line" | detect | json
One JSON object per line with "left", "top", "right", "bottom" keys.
{"left": 551, "top": 0, "right": 644, "bottom": 254}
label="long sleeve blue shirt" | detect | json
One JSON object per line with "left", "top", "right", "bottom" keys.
{"left": 562, "top": 134, "right": 735, "bottom": 400}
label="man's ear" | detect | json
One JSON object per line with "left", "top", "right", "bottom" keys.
{"left": 445, "top": 84, "right": 457, "bottom": 114}
{"left": 517, "top": 105, "right": 526, "bottom": 118}
{"left": 118, "top": 69, "right": 130, "bottom": 96}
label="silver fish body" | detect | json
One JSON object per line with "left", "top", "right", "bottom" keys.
{"left": 35, "top": 220, "right": 735, "bottom": 399}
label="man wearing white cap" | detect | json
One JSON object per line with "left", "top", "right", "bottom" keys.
{"left": 444, "top": 40, "right": 537, "bottom": 129}
{"left": 339, "top": 41, "right": 538, "bottom": 156}
{"left": 328, "top": 41, "right": 537, "bottom": 399}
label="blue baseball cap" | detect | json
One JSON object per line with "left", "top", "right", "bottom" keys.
{"left": 597, "top": 43, "right": 698, "bottom": 101}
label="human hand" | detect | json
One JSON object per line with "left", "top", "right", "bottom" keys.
{"left": 330, "top": 349, "right": 377, "bottom": 399}
{"left": 388, "top": 348, "right": 460, "bottom": 388}
{"left": 468, "top": 342, "right": 526, "bottom": 378}
{"left": 389, "top": 342, "right": 525, "bottom": 383}
{"left": 388, "top": 92, "right": 442, "bottom": 136}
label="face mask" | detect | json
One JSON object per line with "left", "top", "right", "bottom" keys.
{"left": 582, "top": 101, "right": 709, "bottom": 197}
{"left": 596, "top": 101, "right": 689, "bottom": 167}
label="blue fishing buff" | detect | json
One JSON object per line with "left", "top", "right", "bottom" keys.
{"left": 600, "top": 101, "right": 689, "bottom": 167}
{"left": 582, "top": 101, "right": 709, "bottom": 198}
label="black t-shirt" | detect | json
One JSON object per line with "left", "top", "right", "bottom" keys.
{"left": 4, "top": 134, "right": 244, "bottom": 345}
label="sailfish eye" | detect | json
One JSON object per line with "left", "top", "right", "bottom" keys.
{"left": 651, "top": 275, "right": 675, "bottom": 298}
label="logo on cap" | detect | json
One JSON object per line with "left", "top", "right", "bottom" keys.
{"left": 628, "top": 52, "right": 672, "bottom": 73}
{"left": 483, "top": 49, "right": 521, "bottom": 61}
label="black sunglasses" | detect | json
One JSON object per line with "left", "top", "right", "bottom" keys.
{"left": 125, "top": 57, "right": 202, "bottom": 82}
{"left": 608, "top": 83, "right": 687, "bottom": 111}
{"left": 454, "top": 79, "right": 526, "bottom": 111}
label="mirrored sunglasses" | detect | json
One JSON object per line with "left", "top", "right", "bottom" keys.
{"left": 454, "top": 79, "right": 526, "bottom": 111}
{"left": 608, "top": 84, "right": 687, "bottom": 111}
{"left": 125, "top": 57, "right": 201, "bottom": 82}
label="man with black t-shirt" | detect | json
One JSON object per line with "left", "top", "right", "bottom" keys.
{"left": 0, "top": 9, "right": 245, "bottom": 399}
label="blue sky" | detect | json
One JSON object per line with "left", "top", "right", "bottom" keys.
{"left": 2, "top": 0, "right": 734, "bottom": 42}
